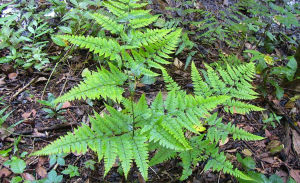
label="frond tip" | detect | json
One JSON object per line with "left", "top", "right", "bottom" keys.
{"left": 55, "top": 64, "right": 127, "bottom": 103}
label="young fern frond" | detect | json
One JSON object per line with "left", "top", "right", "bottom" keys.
{"left": 55, "top": 64, "right": 127, "bottom": 103}
{"left": 56, "top": 35, "right": 122, "bottom": 61}
{"left": 191, "top": 61, "right": 264, "bottom": 114}
{"left": 90, "top": 13, "right": 124, "bottom": 34}
{"left": 206, "top": 113, "right": 264, "bottom": 143}
{"left": 36, "top": 0, "right": 266, "bottom": 181}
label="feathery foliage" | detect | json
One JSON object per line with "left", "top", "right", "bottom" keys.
{"left": 191, "top": 62, "right": 264, "bottom": 114}
{"left": 34, "top": 0, "right": 265, "bottom": 181}
{"left": 35, "top": 61, "right": 264, "bottom": 180}
{"left": 55, "top": 0, "right": 181, "bottom": 103}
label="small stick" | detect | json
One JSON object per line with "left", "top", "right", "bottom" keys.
{"left": 17, "top": 122, "right": 78, "bottom": 135}
{"left": 10, "top": 76, "right": 38, "bottom": 101}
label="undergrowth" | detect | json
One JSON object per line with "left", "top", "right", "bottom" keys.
{"left": 32, "top": 0, "right": 266, "bottom": 181}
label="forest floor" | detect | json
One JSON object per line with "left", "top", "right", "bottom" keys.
{"left": 0, "top": 0, "right": 300, "bottom": 182}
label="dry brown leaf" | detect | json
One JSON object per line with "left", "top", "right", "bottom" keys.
{"left": 62, "top": 101, "right": 71, "bottom": 109}
{"left": 174, "top": 58, "right": 183, "bottom": 69}
{"left": 292, "top": 130, "right": 300, "bottom": 156}
{"left": 31, "top": 109, "right": 37, "bottom": 117}
{"left": 0, "top": 125, "right": 12, "bottom": 140}
{"left": 22, "top": 111, "right": 32, "bottom": 119}
{"left": 261, "top": 157, "right": 275, "bottom": 164}
{"left": 22, "top": 173, "right": 35, "bottom": 181}
{"left": 290, "top": 169, "right": 300, "bottom": 183}
{"left": 223, "top": 0, "right": 229, "bottom": 6}
{"left": 0, "top": 77, "right": 5, "bottom": 87}
{"left": 35, "top": 77, "right": 47, "bottom": 83}
{"left": 265, "top": 129, "right": 272, "bottom": 138}
{"left": 36, "top": 165, "right": 47, "bottom": 178}
{"left": 219, "top": 137, "right": 229, "bottom": 146}
{"left": 37, "top": 156, "right": 47, "bottom": 166}
{"left": 0, "top": 168, "right": 11, "bottom": 178}
{"left": 8, "top": 73, "right": 17, "bottom": 80}
{"left": 242, "top": 149, "right": 252, "bottom": 156}
{"left": 225, "top": 149, "right": 237, "bottom": 153}
{"left": 33, "top": 129, "right": 46, "bottom": 137}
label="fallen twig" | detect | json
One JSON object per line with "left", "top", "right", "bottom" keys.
{"left": 17, "top": 122, "right": 78, "bottom": 135}
{"left": 9, "top": 76, "right": 39, "bottom": 101}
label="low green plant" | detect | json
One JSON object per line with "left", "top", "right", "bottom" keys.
{"left": 84, "top": 160, "right": 96, "bottom": 171}
{"left": 0, "top": 0, "right": 53, "bottom": 70}
{"left": 0, "top": 96, "right": 5, "bottom": 105}
{"left": 245, "top": 50, "right": 297, "bottom": 99}
{"left": 62, "top": 165, "right": 80, "bottom": 178}
{"left": 49, "top": 153, "right": 66, "bottom": 167}
{"left": 33, "top": 0, "right": 265, "bottom": 181}
{"left": 236, "top": 153, "right": 296, "bottom": 183}
{"left": 33, "top": 170, "right": 63, "bottom": 183}
{"left": 0, "top": 107, "right": 13, "bottom": 127}
{"left": 262, "top": 112, "right": 282, "bottom": 129}
{"left": 3, "top": 156, "right": 26, "bottom": 174}
{"left": 37, "top": 93, "right": 66, "bottom": 120}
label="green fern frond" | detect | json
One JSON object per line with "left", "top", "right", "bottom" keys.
{"left": 228, "top": 123, "right": 265, "bottom": 141}
{"left": 131, "top": 136, "right": 149, "bottom": 180}
{"left": 115, "top": 134, "right": 133, "bottom": 178}
{"left": 90, "top": 13, "right": 124, "bottom": 34}
{"left": 55, "top": 64, "right": 127, "bottom": 103}
{"left": 33, "top": 123, "right": 95, "bottom": 155}
{"left": 179, "top": 151, "right": 193, "bottom": 181}
{"left": 103, "top": 1, "right": 128, "bottom": 18}
{"left": 205, "top": 152, "right": 251, "bottom": 180}
{"left": 206, "top": 113, "right": 264, "bottom": 142}
{"left": 149, "top": 147, "right": 177, "bottom": 166}
{"left": 161, "top": 69, "right": 181, "bottom": 91}
{"left": 191, "top": 62, "right": 212, "bottom": 97}
{"left": 131, "top": 29, "right": 172, "bottom": 47}
{"left": 145, "top": 29, "right": 182, "bottom": 59}
{"left": 191, "top": 62, "right": 262, "bottom": 114}
{"left": 129, "top": 15, "right": 159, "bottom": 29}
{"left": 57, "top": 35, "right": 121, "bottom": 61}
{"left": 224, "top": 100, "right": 264, "bottom": 114}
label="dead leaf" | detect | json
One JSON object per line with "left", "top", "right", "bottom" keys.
{"left": 33, "top": 129, "right": 46, "bottom": 137}
{"left": 31, "top": 109, "right": 37, "bottom": 117}
{"left": 36, "top": 165, "right": 47, "bottom": 178}
{"left": 290, "top": 169, "right": 300, "bottom": 183}
{"left": 292, "top": 130, "right": 300, "bottom": 156}
{"left": 62, "top": 101, "right": 71, "bottom": 109}
{"left": 35, "top": 77, "right": 47, "bottom": 83}
{"left": 0, "top": 168, "right": 11, "bottom": 178}
{"left": 261, "top": 157, "right": 275, "bottom": 164}
{"left": 22, "top": 111, "right": 32, "bottom": 119}
{"left": 22, "top": 173, "right": 35, "bottom": 181}
{"left": 219, "top": 137, "right": 229, "bottom": 146}
{"left": 8, "top": 73, "right": 17, "bottom": 80}
{"left": 223, "top": 0, "right": 229, "bottom": 6}
{"left": 37, "top": 156, "right": 47, "bottom": 166}
{"left": 242, "top": 149, "right": 252, "bottom": 156}
{"left": 265, "top": 129, "right": 272, "bottom": 138}
{"left": 267, "top": 140, "right": 284, "bottom": 155}
{"left": 245, "top": 43, "right": 253, "bottom": 50}
{"left": 225, "top": 149, "right": 237, "bottom": 153}
{"left": 174, "top": 58, "right": 183, "bottom": 69}
{"left": 0, "top": 124, "right": 12, "bottom": 140}
{"left": 285, "top": 100, "right": 295, "bottom": 108}
{"left": 0, "top": 77, "right": 5, "bottom": 86}
{"left": 1, "top": 64, "right": 14, "bottom": 73}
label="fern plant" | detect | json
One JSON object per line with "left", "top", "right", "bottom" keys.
{"left": 53, "top": 0, "right": 181, "bottom": 103}
{"left": 33, "top": 0, "right": 264, "bottom": 181}
{"left": 34, "top": 61, "right": 264, "bottom": 180}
